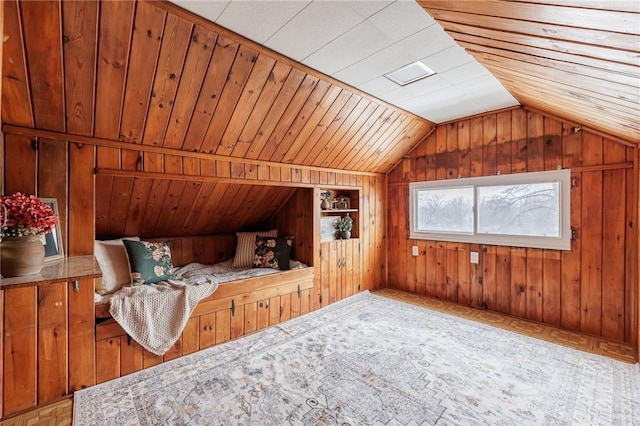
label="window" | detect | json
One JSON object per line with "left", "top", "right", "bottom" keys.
{"left": 409, "top": 170, "right": 571, "bottom": 250}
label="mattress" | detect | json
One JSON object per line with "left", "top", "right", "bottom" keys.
{"left": 95, "top": 259, "right": 307, "bottom": 305}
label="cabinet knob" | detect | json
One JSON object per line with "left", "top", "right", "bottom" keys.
{"left": 72, "top": 280, "right": 80, "bottom": 292}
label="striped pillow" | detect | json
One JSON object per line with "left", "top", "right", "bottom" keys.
{"left": 232, "top": 230, "right": 278, "bottom": 268}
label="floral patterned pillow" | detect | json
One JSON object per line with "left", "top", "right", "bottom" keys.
{"left": 123, "top": 240, "right": 174, "bottom": 285}
{"left": 253, "top": 236, "right": 293, "bottom": 270}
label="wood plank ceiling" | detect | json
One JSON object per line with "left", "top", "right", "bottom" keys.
{"left": 418, "top": 0, "right": 640, "bottom": 144}
{"left": 94, "top": 177, "right": 296, "bottom": 239}
{"left": 1, "top": 0, "right": 435, "bottom": 175}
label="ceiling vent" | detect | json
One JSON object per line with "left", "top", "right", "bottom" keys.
{"left": 384, "top": 61, "right": 436, "bottom": 86}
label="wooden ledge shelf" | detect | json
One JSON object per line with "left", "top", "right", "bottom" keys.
{"left": 320, "top": 208, "right": 358, "bottom": 214}
{"left": 0, "top": 255, "right": 101, "bottom": 289}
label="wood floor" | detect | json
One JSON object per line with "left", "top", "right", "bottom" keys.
{"left": 377, "top": 288, "right": 637, "bottom": 364}
{"left": 0, "top": 398, "right": 72, "bottom": 426}
{"left": 1, "top": 289, "right": 635, "bottom": 425}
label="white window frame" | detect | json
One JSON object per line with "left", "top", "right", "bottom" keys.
{"left": 409, "top": 169, "right": 571, "bottom": 250}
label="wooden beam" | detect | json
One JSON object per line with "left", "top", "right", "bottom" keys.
{"left": 94, "top": 168, "right": 361, "bottom": 190}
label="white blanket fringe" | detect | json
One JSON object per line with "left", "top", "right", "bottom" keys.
{"left": 109, "top": 275, "right": 218, "bottom": 355}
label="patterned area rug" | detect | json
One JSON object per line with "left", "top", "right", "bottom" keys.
{"left": 74, "top": 292, "right": 640, "bottom": 425}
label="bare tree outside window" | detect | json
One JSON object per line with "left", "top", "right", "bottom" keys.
{"left": 477, "top": 183, "right": 560, "bottom": 237}
{"left": 417, "top": 187, "right": 473, "bottom": 233}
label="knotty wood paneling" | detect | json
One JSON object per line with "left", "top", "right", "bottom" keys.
{"left": 20, "top": 0, "right": 65, "bottom": 132}
{"left": 1, "top": 0, "right": 33, "bottom": 127}
{"left": 0, "top": 124, "right": 383, "bottom": 252}
{"left": 418, "top": 0, "right": 640, "bottom": 144}
{"left": 273, "top": 188, "right": 315, "bottom": 266}
{"left": 94, "top": 176, "right": 296, "bottom": 239}
{"left": 62, "top": 0, "right": 98, "bottom": 137}
{"left": 94, "top": 0, "right": 135, "bottom": 140}
{"left": 388, "top": 108, "right": 637, "bottom": 344}
{"left": 2, "top": 0, "right": 434, "bottom": 175}
{"left": 3, "top": 287, "right": 37, "bottom": 414}
{"left": 37, "top": 283, "right": 68, "bottom": 402}
{"left": 68, "top": 143, "right": 95, "bottom": 255}
{"left": 1, "top": 0, "right": 396, "bottom": 316}
{"left": 67, "top": 278, "right": 95, "bottom": 393}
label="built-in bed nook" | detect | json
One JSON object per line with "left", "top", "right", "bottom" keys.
{"left": 86, "top": 166, "right": 354, "bottom": 378}
{"left": 92, "top": 233, "right": 316, "bottom": 378}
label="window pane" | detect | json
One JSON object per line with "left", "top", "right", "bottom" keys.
{"left": 477, "top": 182, "right": 560, "bottom": 237}
{"left": 416, "top": 187, "right": 474, "bottom": 233}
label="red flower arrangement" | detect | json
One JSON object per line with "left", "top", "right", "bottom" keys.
{"left": 0, "top": 192, "right": 58, "bottom": 238}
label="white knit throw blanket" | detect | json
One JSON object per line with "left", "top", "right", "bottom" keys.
{"left": 109, "top": 275, "right": 218, "bottom": 355}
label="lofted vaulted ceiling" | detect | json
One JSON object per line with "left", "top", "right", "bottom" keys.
{"left": 175, "top": 0, "right": 639, "bottom": 145}
{"left": 1, "top": 0, "right": 434, "bottom": 175}
{"left": 2, "top": 0, "right": 637, "bottom": 177}
{"left": 174, "top": 0, "right": 520, "bottom": 123}
{"left": 418, "top": 0, "right": 640, "bottom": 143}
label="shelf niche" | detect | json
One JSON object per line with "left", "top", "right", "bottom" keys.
{"left": 317, "top": 188, "right": 360, "bottom": 242}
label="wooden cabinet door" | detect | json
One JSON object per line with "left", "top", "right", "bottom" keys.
{"left": 317, "top": 239, "right": 361, "bottom": 308}
{"left": 37, "top": 282, "right": 68, "bottom": 403}
{"left": 68, "top": 278, "right": 96, "bottom": 392}
{"left": 318, "top": 241, "right": 331, "bottom": 307}
{"left": 342, "top": 239, "right": 361, "bottom": 298}
{"left": 2, "top": 278, "right": 97, "bottom": 417}
{"left": 2, "top": 286, "right": 37, "bottom": 416}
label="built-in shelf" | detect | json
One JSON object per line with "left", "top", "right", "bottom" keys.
{"left": 317, "top": 188, "right": 360, "bottom": 241}
{"left": 320, "top": 208, "right": 358, "bottom": 215}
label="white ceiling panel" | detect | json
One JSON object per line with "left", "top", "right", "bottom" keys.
{"left": 398, "top": 85, "right": 463, "bottom": 111}
{"left": 379, "top": 74, "right": 451, "bottom": 104}
{"left": 173, "top": 0, "right": 519, "bottom": 125}
{"left": 422, "top": 46, "right": 474, "bottom": 74}
{"left": 345, "top": 0, "right": 395, "bottom": 19}
{"left": 408, "top": 85, "right": 518, "bottom": 123}
{"left": 303, "top": 21, "right": 393, "bottom": 75}
{"left": 331, "top": 46, "right": 416, "bottom": 87}
{"left": 263, "top": 1, "right": 365, "bottom": 61}
{"left": 440, "top": 62, "right": 492, "bottom": 85}
{"left": 367, "top": 0, "right": 435, "bottom": 42}
{"left": 177, "top": 0, "right": 229, "bottom": 22}
{"left": 215, "top": 1, "right": 310, "bottom": 44}
{"left": 392, "top": 25, "right": 457, "bottom": 61}
{"left": 356, "top": 76, "right": 401, "bottom": 96}
{"left": 456, "top": 74, "right": 509, "bottom": 95}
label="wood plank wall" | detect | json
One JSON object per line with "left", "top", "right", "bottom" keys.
{"left": 1, "top": 130, "right": 387, "bottom": 414}
{"left": 387, "top": 107, "right": 637, "bottom": 345}
{"left": 274, "top": 188, "right": 316, "bottom": 266}
{"left": 2, "top": 131, "right": 386, "bottom": 280}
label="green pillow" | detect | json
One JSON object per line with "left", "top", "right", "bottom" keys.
{"left": 123, "top": 240, "right": 174, "bottom": 285}
{"left": 253, "top": 236, "right": 293, "bottom": 270}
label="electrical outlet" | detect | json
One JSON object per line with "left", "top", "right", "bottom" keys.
{"left": 470, "top": 251, "right": 479, "bottom": 264}
{"left": 412, "top": 246, "right": 419, "bottom": 256}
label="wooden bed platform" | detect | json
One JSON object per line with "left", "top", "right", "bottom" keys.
{"left": 94, "top": 234, "right": 315, "bottom": 383}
